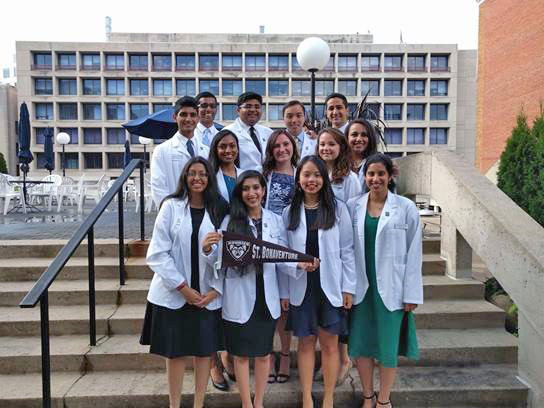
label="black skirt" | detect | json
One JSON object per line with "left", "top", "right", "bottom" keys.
{"left": 140, "top": 301, "right": 223, "bottom": 358}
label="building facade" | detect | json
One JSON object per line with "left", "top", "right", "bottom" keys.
{"left": 0, "top": 84, "right": 18, "bottom": 174}
{"left": 15, "top": 33, "right": 476, "bottom": 177}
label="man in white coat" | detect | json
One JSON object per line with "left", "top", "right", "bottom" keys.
{"left": 325, "top": 93, "right": 350, "bottom": 134}
{"left": 283, "top": 100, "right": 317, "bottom": 160}
{"left": 194, "top": 91, "right": 222, "bottom": 146}
{"left": 150, "top": 96, "right": 210, "bottom": 207}
{"left": 223, "top": 92, "right": 272, "bottom": 171}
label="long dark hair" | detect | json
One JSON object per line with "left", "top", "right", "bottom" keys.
{"left": 262, "top": 129, "right": 300, "bottom": 178}
{"left": 208, "top": 129, "right": 240, "bottom": 174}
{"left": 362, "top": 153, "right": 396, "bottom": 192}
{"left": 288, "top": 156, "right": 336, "bottom": 231}
{"left": 227, "top": 170, "right": 267, "bottom": 236}
{"left": 162, "top": 157, "right": 229, "bottom": 228}
{"left": 345, "top": 119, "right": 378, "bottom": 160}
{"left": 316, "top": 127, "right": 353, "bottom": 183}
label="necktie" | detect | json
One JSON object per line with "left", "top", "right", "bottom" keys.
{"left": 249, "top": 126, "right": 262, "bottom": 155}
{"left": 203, "top": 128, "right": 211, "bottom": 146}
{"left": 187, "top": 139, "right": 195, "bottom": 158}
{"left": 296, "top": 135, "right": 303, "bottom": 154}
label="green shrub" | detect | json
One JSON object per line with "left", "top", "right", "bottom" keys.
{"left": 0, "top": 152, "right": 7, "bottom": 174}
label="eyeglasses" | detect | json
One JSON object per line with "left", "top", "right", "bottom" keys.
{"left": 187, "top": 172, "right": 208, "bottom": 179}
{"left": 198, "top": 103, "right": 217, "bottom": 109}
{"left": 240, "top": 104, "right": 262, "bottom": 110}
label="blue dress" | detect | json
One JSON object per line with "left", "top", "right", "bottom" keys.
{"left": 223, "top": 174, "right": 236, "bottom": 201}
{"left": 267, "top": 172, "right": 295, "bottom": 216}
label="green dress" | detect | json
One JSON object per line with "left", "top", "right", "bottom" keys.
{"left": 348, "top": 211, "right": 419, "bottom": 367}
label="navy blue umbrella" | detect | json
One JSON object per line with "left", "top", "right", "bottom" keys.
{"left": 18, "top": 102, "right": 33, "bottom": 174}
{"left": 123, "top": 140, "right": 132, "bottom": 169}
{"left": 43, "top": 127, "right": 55, "bottom": 174}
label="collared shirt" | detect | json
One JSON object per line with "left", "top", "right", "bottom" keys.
{"left": 224, "top": 118, "right": 272, "bottom": 170}
{"left": 337, "top": 121, "right": 349, "bottom": 135}
{"left": 195, "top": 122, "right": 219, "bottom": 147}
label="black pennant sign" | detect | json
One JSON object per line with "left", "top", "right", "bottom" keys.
{"left": 219, "top": 230, "right": 314, "bottom": 268}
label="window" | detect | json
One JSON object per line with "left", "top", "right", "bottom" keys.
{"left": 384, "top": 55, "right": 403, "bottom": 71}
{"left": 153, "top": 103, "right": 172, "bottom": 113}
{"left": 152, "top": 54, "right": 172, "bottom": 71}
{"left": 406, "top": 104, "right": 425, "bottom": 121}
{"left": 36, "top": 153, "right": 47, "bottom": 169}
{"left": 222, "top": 79, "right": 242, "bottom": 97}
{"left": 105, "top": 54, "right": 124, "bottom": 70}
{"left": 106, "top": 103, "right": 125, "bottom": 120}
{"left": 82, "top": 79, "right": 101, "bottom": 95}
{"left": 106, "top": 79, "right": 125, "bottom": 96}
{"left": 431, "top": 55, "right": 449, "bottom": 72}
{"left": 130, "top": 103, "right": 149, "bottom": 120}
{"left": 361, "top": 80, "right": 380, "bottom": 96}
{"left": 366, "top": 103, "right": 381, "bottom": 119}
{"left": 130, "top": 134, "right": 141, "bottom": 144}
{"left": 35, "top": 78, "right": 52, "bottom": 95}
{"left": 384, "top": 80, "right": 402, "bottom": 97}
{"left": 322, "top": 56, "right": 334, "bottom": 71}
{"left": 222, "top": 54, "right": 242, "bottom": 71}
{"left": 131, "top": 152, "right": 151, "bottom": 168}
{"left": 291, "top": 55, "right": 303, "bottom": 71}
{"left": 292, "top": 80, "right": 310, "bottom": 96}
{"left": 268, "top": 104, "right": 283, "bottom": 121}
{"left": 83, "top": 103, "right": 101, "bottom": 120}
{"left": 58, "top": 128, "right": 78, "bottom": 144}
{"left": 58, "top": 103, "right": 77, "bottom": 120}
{"left": 430, "top": 104, "right": 448, "bottom": 120}
{"left": 107, "top": 153, "right": 124, "bottom": 169}
{"left": 407, "top": 128, "right": 425, "bottom": 144}
{"left": 407, "top": 80, "right": 425, "bottom": 96}
{"left": 315, "top": 80, "right": 334, "bottom": 97}
{"left": 338, "top": 80, "right": 357, "bottom": 96}
{"left": 35, "top": 128, "right": 48, "bottom": 144}
{"left": 269, "top": 55, "right": 288, "bottom": 71}
{"left": 107, "top": 128, "right": 126, "bottom": 144}
{"left": 222, "top": 104, "right": 237, "bottom": 121}
{"left": 153, "top": 79, "right": 172, "bottom": 96}
{"left": 338, "top": 55, "right": 357, "bottom": 72}
{"left": 384, "top": 104, "right": 402, "bottom": 120}
{"left": 268, "top": 80, "right": 288, "bottom": 97}
{"left": 176, "top": 54, "right": 195, "bottom": 71}
{"left": 35, "top": 103, "right": 53, "bottom": 120}
{"left": 407, "top": 55, "right": 426, "bottom": 72}
{"left": 83, "top": 128, "right": 102, "bottom": 144}
{"left": 199, "top": 79, "right": 219, "bottom": 95}
{"left": 384, "top": 128, "right": 403, "bottom": 144}
{"left": 129, "top": 54, "right": 148, "bottom": 70}
{"left": 33, "top": 53, "right": 52, "bottom": 69}
{"left": 130, "top": 79, "right": 148, "bottom": 96}
{"left": 57, "top": 53, "right": 76, "bottom": 70}
{"left": 362, "top": 55, "right": 380, "bottom": 71}
{"left": 64, "top": 153, "right": 79, "bottom": 169}
{"left": 245, "top": 79, "right": 265, "bottom": 95}
{"left": 176, "top": 79, "right": 196, "bottom": 96}
{"left": 58, "top": 78, "right": 77, "bottom": 95}
{"left": 245, "top": 54, "right": 265, "bottom": 71}
{"left": 304, "top": 104, "right": 325, "bottom": 120}
{"left": 84, "top": 153, "right": 102, "bottom": 169}
{"left": 430, "top": 128, "right": 448, "bottom": 144}
{"left": 81, "top": 53, "right": 100, "bottom": 70}
{"left": 199, "top": 54, "right": 219, "bottom": 71}
{"left": 430, "top": 80, "right": 448, "bottom": 96}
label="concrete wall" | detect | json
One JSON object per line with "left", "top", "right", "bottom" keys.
{"left": 0, "top": 84, "right": 17, "bottom": 174}
{"left": 456, "top": 50, "right": 477, "bottom": 165}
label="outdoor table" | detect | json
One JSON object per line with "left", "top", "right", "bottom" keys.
{"left": 7, "top": 180, "right": 54, "bottom": 214}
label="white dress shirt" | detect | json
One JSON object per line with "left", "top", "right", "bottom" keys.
{"left": 224, "top": 118, "right": 272, "bottom": 171}
{"left": 195, "top": 122, "right": 219, "bottom": 147}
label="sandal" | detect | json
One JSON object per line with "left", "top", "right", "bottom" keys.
{"left": 276, "top": 352, "right": 291, "bottom": 383}
{"left": 361, "top": 392, "right": 376, "bottom": 407}
{"left": 376, "top": 399, "right": 393, "bottom": 407}
{"left": 268, "top": 353, "right": 277, "bottom": 383}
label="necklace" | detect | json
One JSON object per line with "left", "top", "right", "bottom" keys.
{"left": 304, "top": 202, "right": 319, "bottom": 209}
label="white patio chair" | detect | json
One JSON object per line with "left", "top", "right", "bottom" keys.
{"left": 57, "top": 176, "right": 85, "bottom": 212}
{"left": 78, "top": 175, "right": 109, "bottom": 214}
{"left": 0, "top": 174, "right": 22, "bottom": 215}
{"left": 28, "top": 175, "right": 63, "bottom": 210}
{"left": 134, "top": 177, "right": 154, "bottom": 213}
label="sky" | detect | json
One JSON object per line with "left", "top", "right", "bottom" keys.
{"left": 0, "top": 0, "right": 480, "bottom": 69}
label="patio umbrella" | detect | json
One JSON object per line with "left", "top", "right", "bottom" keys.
{"left": 43, "top": 127, "right": 55, "bottom": 175}
{"left": 18, "top": 102, "right": 33, "bottom": 174}
{"left": 123, "top": 140, "right": 132, "bottom": 169}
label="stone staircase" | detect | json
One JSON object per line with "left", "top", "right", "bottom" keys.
{"left": 0, "top": 236, "right": 528, "bottom": 407}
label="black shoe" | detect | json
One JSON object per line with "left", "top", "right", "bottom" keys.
{"left": 211, "top": 374, "right": 230, "bottom": 392}
{"left": 225, "top": 369, "right": 236, "bottom": 382}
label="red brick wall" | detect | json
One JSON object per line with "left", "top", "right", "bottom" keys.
{"left": 477, "top": 0, "right": 544, "bottom": 173}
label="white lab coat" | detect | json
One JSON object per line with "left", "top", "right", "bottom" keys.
{"left": 212, "top": 209, "right": 291, "bottom": 324}
{"left": 296, "top": 131, "right": 317, "bottom": 160}
{"left": 146, "top": 198, "right": 223, "bottom": 310}
{"left": 331, "top": 171, "right": 362, "bottom": 203}
{"left": 280, "top": 201, "right": 356, "bottom": 307}
{"left": 216, "top": 166, "right": 241, "bottom": 203}
{"left": 223, "top": 118, "right": 272, "bottom": 171}
{"left": 150, "top": 132, "right": 210, "bottom": 207}
{"left": 346, "top": 192, "right": 423, "bottom": 311}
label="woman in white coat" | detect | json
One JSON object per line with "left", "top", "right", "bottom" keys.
{"left": 346, "top": 154, "right": 422, "bottom": 408}
{"left": 140, "top": 157, "right": 229, "bottom": 408}
{"left": 282, "top": 155, "right": 356, "bottom": 408}
{"left": 345, "top": 119, "right": 378, "bottom": 188}
{"left": 208, "top": 129, "right": 241, "bottom": 203}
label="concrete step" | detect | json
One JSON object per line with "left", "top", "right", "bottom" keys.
{"left": 0, "top": 328, "right": 517, "bottom": 375}
{"left": 422, "top": 276, "right": 484, "bottom": 300}
{"left": 415, "top": 299, "right": 505, "bottom": 329}
{"left": 0, "top": 239, "right": 122, "bottom": 259}
{"left": 0, "top": 365, "right": 527, "bottom": 407}
{"left": 422, "top": 236, "right": 440, "bottom": 254}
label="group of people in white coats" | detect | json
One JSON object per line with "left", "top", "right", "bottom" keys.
{"left": 142, "top": 91, "right": 423, "bottom": 408}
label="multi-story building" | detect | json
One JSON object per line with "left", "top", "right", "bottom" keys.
{"left": 0, "top": 84, "right": 18, "bottom": 174}
{"left": 15, "top": 33, "right": 476, "bottom": 177}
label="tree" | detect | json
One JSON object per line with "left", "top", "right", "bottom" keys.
{"left": 525, "top": 113, "right": 544, "bottom": 225}
{"left": 0, "top": 152, "right": 7, "bottom": 174}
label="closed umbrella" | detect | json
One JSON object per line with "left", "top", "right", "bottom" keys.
{"left": 18, "top": 102, "right": 33, "bottom": 174}
{"left": 123, "top": 140, "right": 132, "bottom": 169}
{"left": 43, "top": 128, "right": 55, "bottom": 175}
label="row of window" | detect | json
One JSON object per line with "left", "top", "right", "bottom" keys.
{"left": 34, "top": 127, "right": 147, "bottom": 145}
{"left": 33, "top": 77, "right": 449, "bottom": 98}
{"left": 384, "top": 128, "right": 448, "bottom": 145}
{"left": 32, "top": 52, "right": 450, "bottom": 73}
{"left": 35, "top": 151, "right": 149, "bottom": 170}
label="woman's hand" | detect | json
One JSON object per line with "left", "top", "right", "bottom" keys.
{"left": 202, "top": 232, "right": 222, "bottom": 254}
{"left": 404, "top": 303, "right": 418, "bottom": 312}
{"left": 298, "top": 257, "right": 320, "bottom": 272}
{"left": 342, "top": 292, "right": 353, "bottom": 309}
{"left": 195, "top": 290, "right": 219, "bottom": 308}
{"left": 281, "top": 299, "right": 290, "bottom": 312}
{"left": 180, "top": 286, "right": 203, "bottom": 305}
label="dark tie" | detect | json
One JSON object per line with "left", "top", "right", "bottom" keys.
{"left": 249, "top": 126, "right": 262, "bottom": 155}
{"left": 187, "top": 139, "right": 195, "bottom": 157}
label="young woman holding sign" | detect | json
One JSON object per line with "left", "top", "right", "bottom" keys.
{"left": 140, "top": 157, "right": 229, "bottom": 408}
{"left": 282, "top": 155, "right": 356, "bottom": 408}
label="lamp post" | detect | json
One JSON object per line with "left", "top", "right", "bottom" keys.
{"left": 56, "top": 132, "right": 70, "bottom": 177}
{"left": 296, "top": 37, "right": 331, "bottom": 129}
{"left": 138, "top": 136, "right": 152, "bottom": 174}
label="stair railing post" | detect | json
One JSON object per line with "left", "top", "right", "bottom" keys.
{"left": 118, "top": 189, "right": 125, "bottom": 286}
{"left": 88, "top": 226, "right": 96, "bottom": 346}
{"left": 139, "top": 161, "right": 145, "bottom": 242}
{"left": 40, "top": 290, "right": 51, "bottom": 408}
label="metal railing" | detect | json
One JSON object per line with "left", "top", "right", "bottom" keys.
{"left": 18, "top": 158, "right": 147, "bottom": 408}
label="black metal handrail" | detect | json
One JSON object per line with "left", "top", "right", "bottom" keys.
{"left": 18, "top": 158, "right": 147, "bottom": 408}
